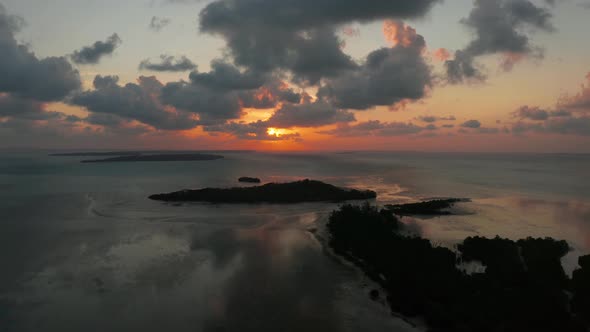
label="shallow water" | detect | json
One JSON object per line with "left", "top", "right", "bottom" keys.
{"left": 0, "top": 151, "right": 589, "bottom": 331}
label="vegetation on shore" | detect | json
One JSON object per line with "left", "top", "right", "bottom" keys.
{"left": 327, "top": 204, "right": 589, "bottom": 331}
{"left": 385, "top": 198, "right": 468, "bottom": 216}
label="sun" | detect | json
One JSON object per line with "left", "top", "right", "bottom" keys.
{"left": 267, "top": 127, "right": 282, "bottom": 137}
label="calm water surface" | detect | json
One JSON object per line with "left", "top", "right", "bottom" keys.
{"left": 1, "top": 151, "right": 589, "bottom": 331}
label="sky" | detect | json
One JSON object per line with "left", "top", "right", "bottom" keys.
{"left": 0, "top": 0, "right": 589, "bottom": 152}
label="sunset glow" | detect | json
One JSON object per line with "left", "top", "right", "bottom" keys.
{"left": 0, "top": 0, "right": 587, "bottom": 152}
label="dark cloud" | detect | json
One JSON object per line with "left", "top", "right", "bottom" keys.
{"left": 0, "top": 3, "right": 23, "bottom": 33}
{"left": 189, "top": 60, "right": 266, "bottom": 91}
{"left": 202, "top": 25, "right": 356, "bottom": 84}
{"left": 446, "top": 0, "right": 555, "bottom": 83}
{"left": 165, "top": 0, "right": 203, "bottom": 4}
{"left": 204, "top": 120, "right": 301, "bottom": 141}
{"left": 319, "top": 120, "right": 427, "bottom": 137}
{"left": 160, "top": 80, "right": 242, "bottom": 125}
{"left": 512, "top": 117, "right": 590, "bottom": 136}
{"left": 0, "top": 4, "right": 81, "bottom": 103}
{"left": 512, "top": 105, "right": 571, "bottom": 120}
{"left": 200, "top": 0, "right": 441, "bottom": 31}
{"left": 84, "top": 113, "right": 125, "bottom": 127}
{"left": 267, "top": 100, "right": 355, "bottom": 128}
{"left": 318, "top": 30, "right": 431, "bottom": 110}
{"left": 71, "top": 75, "right": 199, "bottom": 130}
{"left": 417, "top": 115, "right": 455, "bottom": 122}
{"left": 71, "top": 33, "right": 122, "bottom": 65}
{"left": 577, "top": 2, "right": 590, "bottom": 9}
{"left": 461, "top": 119, "right": 482, "bottom": 128}
{"left": 149, "top": 16, "right": 171, "bottom": 31}
{"left": 199, "top": 0, "right": 440, "bottom": 84}
{"left": 142, "top": 62, "right": 292, "bottom": 126}
{"left": 418, "top": 116, "right": 437, "bottom": 123}
{"left": 139, "top": 55, "right": 196, "bottom": 72}
{"left": 0, "top": 94, "right": 60, "bottom": 120}
{"left": 513, "top": 105, "right": 550, "bottom": 120}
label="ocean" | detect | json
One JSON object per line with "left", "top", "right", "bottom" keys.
{"left": 1, "top": 151, "right": 589, "bottom": 331}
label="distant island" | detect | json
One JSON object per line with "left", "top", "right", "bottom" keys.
{"left": 238, "top": 177, "right": 261, "bottom": 183}
{"left": 149, "top": 179, "right": 376, "bottom": 203}
{"left": 80, "top": 154, "right": 224, "bottom": 163}
{"left": 386, "top": 198, "right": 469, "bottom": 216}
{"left": 50, "top": 151, "right": 143, "bottom": 157}
{"left": 49, "top": 150, "right": 251, "bottom": 157}
{"left": 326, "top": 204, "right": 589, "bottom": 331}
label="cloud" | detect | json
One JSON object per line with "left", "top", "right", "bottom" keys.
{"left": 238, "top": 80, "right": 301, "bottom": 109}
{"left": 189, "top": 60, "right": 266, "bottom": 91}
{"left": 164, "top": 0, "right": 204, "bottom": 4}
{"left": 149, "top": 16, "right": 171, "bottom": 31}
{"left": 382, "top": 20, "right": 420, "bottom": 48}
{"left": 267, "top": 100, "right": 355, "bottom": 128}
{"left": 0, "top": 94, "right": 59, "bottom": 120}
{"left": 160, "top": 80, "right": 243, "bottom": 125}
{"left": 319, "top": 120, "right": 427, "bottom": 137}
{"left": 461, "top": 119, "right": 481, "bottom": 128}
{"left": 71, "top": 75, "right": 199, "bottom": 130}
{"left": 199, "top": 0, "right": 440, "bottom": 84}
{"left": 558, "top": 73, "right": 590, "bottom": 112}
{"left": 417, "top": 115, "right": 455, "bottom": 123}
{"left": 204, "top": 120, "right": 301, "bottom": 141}
{"left": 71, "top": 33, "right": 122, "bottom": 65}
{"left": 512, "top": 117, "right": 590, "bottom": 136}
{"left": 0, "top": 4, "right": 81, "bottom": 103}
{"left": 432, "top": 48, "right": 451, "bottom": 62}
{"left": 512, "top": 105, "right": 571, "bottom": 120}
{"left": 318, "top": 24, "right": 432, "bottom": 110}
{"left": 139, "top": 55, "right": 196, "bottom": 72}
{"left": 509, "top": 74, "right": 590, "bottom": 137}
{"left": 445, "top": 0, "right": 555, "bottom": 83}
{"left": 200, "top": 0, "right": 441, "bottom": 31}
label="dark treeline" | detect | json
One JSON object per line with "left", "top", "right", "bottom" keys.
{"left": 149, "top": 180, "right": 377, "bottom": 203}
{"left": 386, "top": 198, "right": 468, "bottom": 216}
{"left": 327, "top": 204, "right": 590, "bottom": 331}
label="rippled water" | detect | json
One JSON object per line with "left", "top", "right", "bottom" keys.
{"left": 0, "top": 151, "right": 589, "bottom": 331}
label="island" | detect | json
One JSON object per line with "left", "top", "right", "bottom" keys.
{"left": 326, "top": 203, "right": 589, "bottom": 331}
{"left": 385, "top": 198, "right": 469, "bottom": 216}
{"left": 50, "top": 151, "right": 142, "bottom": 157}
{"left": 149, "top": 179, "right": 376, "bottom": 203}
{"left": 238, "top": 177, "right": 261, "bottom": 183}
{"left": 80, "top": 154, "right": 224, "bottom": 163}
{"left": 49, "top": 150, "right": 252, "bottom": 157}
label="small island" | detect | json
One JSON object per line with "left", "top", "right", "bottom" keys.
{"left": 80, "top": 154, "right": 224, "bottom": 163}
{"left": 385, "top": 198, "right": 469, "bottom": 216}
{"left": 149, "top": 179, "right": 376, "bottom": 203}
{"left": 326, "top": 204, "right": 589, "bottom": 331}
{"left": 50, "top": 151, "right": 143, "bottom": 157}
{"left": 238, "top": 177, "right": 261, "bottom": 183}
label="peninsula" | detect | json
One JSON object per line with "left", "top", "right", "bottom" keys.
{"left": 326, "top": 204, "right": 589, "bottom": 331}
